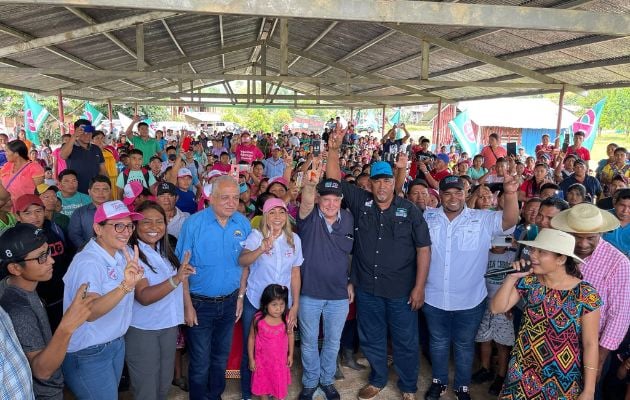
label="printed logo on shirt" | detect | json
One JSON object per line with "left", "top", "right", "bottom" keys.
{"left": 233, "top": 230, "right": 243, "bottom": 238}
{"left": 395, "top": 208, "right": 408, "bottom": 218}
{"left": 364, "top": 200, "right": 373, "bottom": 207}
{"left": 107, "top": 266, "right": 118, "bottom": 280}
{"left": 284, "top": 250, "right": 293, "bottom": 258}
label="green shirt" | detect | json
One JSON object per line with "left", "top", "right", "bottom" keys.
{"left": 57, "top": 192, "right": 91, "bottom": 217}
{"left": 130, "top": 136, "right": 160, "bottom": 165}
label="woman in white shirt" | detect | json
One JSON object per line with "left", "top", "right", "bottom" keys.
{"left": 61, "top": 200, "right": 144, "bottom": 400}
{"left": 237, "top": 197, "right": 303, "bottom": 400}
{"left": 125, "top": 201, "right": 195, "bottom": 400}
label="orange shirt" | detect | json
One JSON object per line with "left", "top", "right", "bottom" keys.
{"left": 0, "top": 161, "right": 45, "bottom": 203}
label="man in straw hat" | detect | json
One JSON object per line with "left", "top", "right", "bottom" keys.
{"left": 551, "top": 203, "right": 630, "bottom": 394}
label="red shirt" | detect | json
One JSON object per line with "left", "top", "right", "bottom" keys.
{"left": 480, "top": 145, "right": 507, "bottom": 169}
{"left": 430, "top": 168, "right": 451, "bottom": 182}
{"left": 566, "top": 146, "right": 590, "bottom": 161}
{"left": 212, "top": 163, "right": 231, "bottom": 173}
{"left": 235, "top": 144, "right": 264, "bottom": 164}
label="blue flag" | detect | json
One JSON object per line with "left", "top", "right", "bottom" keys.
{"left": 23, "top": 93, "right": 49, "bottom": 146}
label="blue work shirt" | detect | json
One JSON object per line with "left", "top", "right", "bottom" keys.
{"left": 263, "top": 157, "right": 286, "bottom": 179}
{"left": 175, "top": 206, "right": 251, "bottom": 297}
{"left": 602, "top": 210, "right": 630, "bottom": 257}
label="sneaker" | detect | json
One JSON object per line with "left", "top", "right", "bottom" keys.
{"left": 320, "top": 384, "right": 341, "bottom": 400}
{"left": 454, "top": 386, "right": 471, "bottom": 400}
{"left": 358, "top": 384, "right": 382, "bottom": 400}
{"left": 488, "top": 376, "right": 504, "bottom": 396}
{"left": 424, "top": 379, "right": 447, "bottom": 400}
{"left": 299, "top": 386, "right": 317, "bottom": 400}
{"left": 402, "top": 392, "right": 416, "bottom": 400}
{"left": 471, "top": 367, "right": 494, "bottom": 384}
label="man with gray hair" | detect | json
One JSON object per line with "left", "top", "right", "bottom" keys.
{"left": 175, "top": 175, "right": 251, "bottom": 400}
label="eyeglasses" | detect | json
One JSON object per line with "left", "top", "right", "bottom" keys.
{"left": 105, "top": 223, "right": 136, "bottom": 233}
{"left": 22, "top": 247, "right": 51, "bottom": 264}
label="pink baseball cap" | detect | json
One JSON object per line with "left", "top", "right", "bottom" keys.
{"left": 268, "top": 176, "right": 289, "bottom": 189}
{"left": 122, "top": 181, "right": 143, "bottom": 206}
{"left": 207, "top": 170, "right": 225, "bottom": 180}
{"left": 262, "top": 198, "right": 287, "bottom": 214}
{"left": 94, "top": 200, "right": 144, "bottom": 224}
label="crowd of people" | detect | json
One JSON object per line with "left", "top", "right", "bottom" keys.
{"left": 0, "top": 116, "right": 629, "bottom": 400}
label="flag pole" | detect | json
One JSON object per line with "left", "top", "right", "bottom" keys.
{"left": 435, "top": 98, "right": 442, "bottom": 148}
{"left": 107, "top": 99, "right": 114, "bottom": 134}
{"left": 555, "top": 84, "right": 565, "bottom": 140}
{"left": 381, "top": 106, "right": 386, "bottom": 136}
{"left": 57, "top": 90, "right": 65, "bottom": 134}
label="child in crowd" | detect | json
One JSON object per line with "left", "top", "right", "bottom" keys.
{"left": 472, "top": 242, "right": 516, "bottom": 395}
{"left": 43, "top": 167, "right": 56, "bottom": 186}
{"left": 116, "top": 148, "right": 156, "bottom": 199}
{"left": 174, "top": 168, "right": 197, "bottom": 215}
{"left": 248, "top": 284, "right": 294, "bottom": 400}
{"left": 56, "top": 169, "right": 91, "bottom": 217}
{"left": 0, "top": 187, "right": 16, "bottom": 233}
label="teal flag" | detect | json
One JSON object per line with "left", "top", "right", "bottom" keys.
{"left": 23, "top": 93, "right": 49, "bottom": 146}
{"left": 389, "top": 108, "right": 401, "bottom": 126}
{"left": 82, "top": 102, "right": 104, "bottom": 127}
{"left": 569, "top": 98, "right": 606, "bottom": 151}
{"left": 448, "top": 110, "right": 479, "bottom": 156}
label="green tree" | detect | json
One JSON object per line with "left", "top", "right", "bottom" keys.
{"left": 245, "top": 108, "right": 273, "bottom": 132}
{"left": 556, "top": 88, "right": 630, "bottom": 133}
{"left": 271, "top": 109, "right": 293, "bottom": 131}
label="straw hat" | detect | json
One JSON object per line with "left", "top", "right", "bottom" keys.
{"left": 518, "top": 228, "right": 584, "bottom": 264}
{"left": 550, "top": 203, "right": 620, "bottom": 233}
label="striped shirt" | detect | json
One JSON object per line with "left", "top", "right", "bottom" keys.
{"left": 581, "top": 239, "right": 630, "bottom": 350}
{"left": 0, "top": 306, "right": 35, "bottom": 400}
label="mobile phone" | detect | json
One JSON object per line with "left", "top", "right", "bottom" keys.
{"left": 238, "top": 164, "right": 250, "bottom": 173}
{"left": 312, "top": 140, "right": 322, "bottom": 157}
{"left": 296, "top": 172, "right": 304, "bottom": 188}
{"left": 82, "top": 282, "right": 90, "bottom": 299}
{"left": 520, "top": 250, "right": 532, "bottom": 272}
{"left": 230, "top": 164, "right": 239, "bottom": 179}
{"left": 308, "top": 170, "right": 318, "bottom": 182}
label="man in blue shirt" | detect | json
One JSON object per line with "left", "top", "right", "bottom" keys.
{"left": 603, "top": 188, "right": 630, "bottom": 256}
{"left": 263, "top": 145, "right": 286, "bottom": 179}
{"left": 175, "top": 175, "right": 251, "bottom": 400}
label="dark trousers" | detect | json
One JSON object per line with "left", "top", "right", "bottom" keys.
{"left": 187, "top": 294, "right": 237, "bottom": 400}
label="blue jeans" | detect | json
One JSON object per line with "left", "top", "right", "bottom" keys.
{"left": 187, "top": 294, "right": 237, "bottom": 400}
{"left": 62, "top": 336, "right": 125, "bottom": 400}
{"left": 240, "top": 295, "right": 259, "bottom": 399}
{"left": 299, "top": 295, "right": 349, "bottom": 388}
{"left": 423, "top": 299, "right": 486, "bottom": 389}
{"left": 356, "top": 288, "right": 419, "bottom": 393}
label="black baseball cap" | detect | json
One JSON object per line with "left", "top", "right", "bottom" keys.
{"left": 156, "top": 182, "right": 178, "bottom": 196}
{"left": 439, "top": 176, "right": 464, "bottom": 192}
{"left": 317, "top": 178, "right": 343, "bottom": 197}
{"left": 0, "top": 224, "right": 48, "bottom": 264}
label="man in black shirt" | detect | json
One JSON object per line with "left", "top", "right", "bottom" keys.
{"left": 327, "top": 129, "right": 431, "bottom": 400}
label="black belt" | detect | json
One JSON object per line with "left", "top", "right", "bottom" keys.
{"left": 191, "top": 289, "right": 238, "bottom": 303}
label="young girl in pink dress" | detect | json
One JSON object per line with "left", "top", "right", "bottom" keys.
{"left": 248, "top": 284, "right": 294, "bottom": 400}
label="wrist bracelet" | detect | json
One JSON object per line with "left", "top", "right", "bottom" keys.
{"left": 168, "top": 276, "right": 179, "bottom": 289}
{"left": 584, "top": 365, "right": 598, "bottom": 371}
{"left": 238, "top": 293, "right": 245, "bottom": 299}
{"left": 119, "top": 281, "right": 134, "bottom": 294}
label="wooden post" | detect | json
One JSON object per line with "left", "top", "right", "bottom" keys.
{"left": 556, "top": 85, "right": 565, "bottom": 139}
{"left": 107, "top": 99, "right": 113, "bottom": 134}
{"left": 350, "top": 108, "right": 354, "bottom": 125}
{"left": 435, "top": 98, "right": 442, "bottom": 147}
{"left": 381, "top": 106, "right": 386, "bottom": 136}
{"left": 57, "top": 90, "right": 65, "bottom": 134}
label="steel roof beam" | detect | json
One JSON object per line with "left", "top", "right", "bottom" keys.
{"left": 4, "top": 0, "right": 628, "bottom": 36}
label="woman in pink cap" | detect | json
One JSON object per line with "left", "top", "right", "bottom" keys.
{"left": 61, "top": 200, "right": 145, "bottom": 399}
{"left": 236, "top": 197, "right": 304, "bottom": 400}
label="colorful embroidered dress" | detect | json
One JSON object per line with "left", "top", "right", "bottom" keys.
{"left": 500, "top": 275, "right": 601, "bottom": 400}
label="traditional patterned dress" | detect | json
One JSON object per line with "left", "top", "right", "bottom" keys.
{"left": 500, "top": 275, "right": 601, "bottom": 400}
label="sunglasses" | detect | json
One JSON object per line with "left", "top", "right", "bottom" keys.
{"left": 105, "top": 223, "right": 136, "bottom": 233}
{"left": 22, "top": 247, "right": 52, "bottom": 264}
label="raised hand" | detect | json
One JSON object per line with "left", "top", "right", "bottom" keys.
{"left": 259, "top": 236, "right": 274, "bottom": 253}
{"left": 123, "top": 245, "right": 144, "bottom": 287}
{"left": 175, "top": 251, "right": 196, "bottom": 284}
{"left": 58, "top": 283, "right": 96, "bottom": 333}
{"left": 503, "top": 170, "right": 519, "bottom": 193}
{"left": 394, "top": 152, "right": 409, "bottom": 170}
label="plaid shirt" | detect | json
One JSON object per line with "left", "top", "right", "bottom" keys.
{"left": 581, "top": 239, "right": 630, "bottom": 350}
{"left": 0, "top": 306, "right": 35, "bottom": 400}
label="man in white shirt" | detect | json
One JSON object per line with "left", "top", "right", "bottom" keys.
{"left": 155, "top": 182, "right": 189, "bottom": 239}
{"left": 422, "top": 175, "right": 519, "bottom": 400}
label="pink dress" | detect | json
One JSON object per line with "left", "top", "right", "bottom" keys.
{"left": 252, "top": 315, "right": 291, "bottom": 399}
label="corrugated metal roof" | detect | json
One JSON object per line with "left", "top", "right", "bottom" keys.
{"left": 0, "top": 1, "right": 626, "bottom": 107}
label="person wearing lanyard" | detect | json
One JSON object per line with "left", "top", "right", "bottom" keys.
{"left": 237, "top": 197, "right": 303, "bottom": 400}
{"left": 125, "top": 201, "right": 196, "bottom": 400}
{"left": 61, "top": 200, "right": 145, "bottom": 400}
{"left": 175, "top": 175, "right": 251, "bottom": 400}
{"left": 421, "top": 175, "right": 519, "bottom": 400}
{"left": 326, "top": 129, "right": 431, "bottom": 400}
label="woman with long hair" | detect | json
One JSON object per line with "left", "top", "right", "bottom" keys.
{"left": 124, "top": 201, "right": 195, "bottom": 399}
{"left": 491, "top": 229, "right": 601, "bottom": 400}
{"left": 518, "top": 163, "right": 551, "bottom": 202}
{"left": 237, "top": 198, "right": 303, "bottom": 400}
{"left": 61, "top": 200, "right": 145, "bottom": 399}
{"left": 0, "top": 140, "right": 45, "bottom": 202}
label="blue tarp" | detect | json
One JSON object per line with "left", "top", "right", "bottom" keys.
{"left": 520, "top": 128, "right": 569, "bottom": 158}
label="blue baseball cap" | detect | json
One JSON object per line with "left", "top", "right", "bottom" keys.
{"left": 370, "top": 161, "right": 393, "bottom": 180}
{"left": 436, "top": 153, "right": 450, "bottom": 164}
